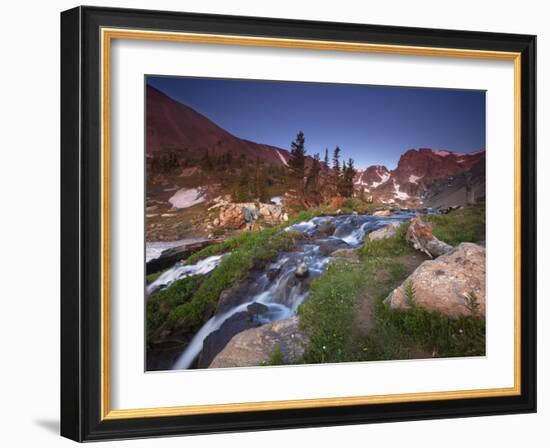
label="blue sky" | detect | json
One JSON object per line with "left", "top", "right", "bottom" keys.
{"left": 147, "top": 76, "right": 485, "bottom": 169}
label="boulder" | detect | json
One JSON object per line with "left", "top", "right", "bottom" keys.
{"left": 317, "top": 221, "right": 336, "bottom": 237}
{"left": 406, "top": 215, "right": 453, "bottom": 258}
{"left": 373, "top": 209, "right": 392, "bottom": 217}
{"left": 295, "top": 262, "right": 309, "bottom": 278}
{"left": 216, "top": 281, "right": 249, "bottom": 314}
{"left": 384, "top": 242, "right": 486, "bottom": 318}
{"left": 333, "top": 222, "right": 356, "bottom": 238}
{"left": 209, "top": 316, "right": 309, "bottom": 368}
{"left": 316, "top": 238, "right": 348, "bottom": 256}
{"left": 146, "top": 239, "right": 222, "bottom": 275}
{"left": 197, "top": 310, "right": 263, "bottom": 368}
{"left": 216, "top": 201, "right": 287, "bottom": 229}
{"left": 247, "top": 302, "right": 269, "bottom": 315}
{"left": 368, "top": 222, "right": 400, "bottom": 241}
{"left": 266, "top": 267, "right": 281, "bottom": 282}
{"left": 218, "top": 204, "right": 247, "bottom": 229}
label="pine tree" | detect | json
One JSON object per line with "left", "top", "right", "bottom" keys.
{"left": 331, "top": 146, "right": 342, "bottom": 198}
{"left": 305, "top": 153, "right": 321, "bottom": 203}
{"left": 338, "top": 159, "right": 347, "bottom": 196}
{"left": 340, "top": 157, "right": 357, "bottom": 197}
{"left": 288, "top": 131, "right": 307, "bottom": 196}
{"left": 332, "top": 146, "right": 341, "bottom": 176}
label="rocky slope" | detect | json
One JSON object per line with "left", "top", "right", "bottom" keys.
{"left": 147, "top": 85, "right": 291, "bottom": 167}
{"left": 355, "top": 148, "right": 485, "bottom": 207}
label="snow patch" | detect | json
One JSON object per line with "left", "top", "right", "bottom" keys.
{"left": 408, "top": 174, "right": 422, "bottom": 184}
{"left": 276, "top": 150, "right": 289, "bottom": 166}
{"left": 433, "top": 150, "right": 452, "bottom": 157}
{"left": 393, "top": 180, "right": 410, "bottom": 200}
{"left": 169, "top": 187, "right": 207, "bottom": 209}
{"left": 371, "top": 171, "right": 390, "bottom": 188}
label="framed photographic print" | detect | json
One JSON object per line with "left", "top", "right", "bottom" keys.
{"left": 60, "top": 6, "right": 536, "bottom": 441}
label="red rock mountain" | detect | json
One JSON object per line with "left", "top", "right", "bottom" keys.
{"left": 355, "top": 148, "right": 485, "bottom": 207}
{"left": 146, "top": 85, "right": 290, "bottom": 167}
{"left": 355, "top": 165, "right": 391, "bottom": 190}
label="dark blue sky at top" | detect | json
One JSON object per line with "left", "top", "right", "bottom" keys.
{"left": 147, "top": 76, "right": 486, "bottom": 169}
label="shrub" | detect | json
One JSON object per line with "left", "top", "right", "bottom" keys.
{"left": 260, "top": 346, "right": 284, "bottom": 366}
{"left": 404, "top": 280, "right": 416, "bottom": 306}
{"left": 463, "top": 291, "right": 481, "bottom": 317}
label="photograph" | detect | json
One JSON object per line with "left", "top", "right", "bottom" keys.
{"left": 144, "top": 76, "right": 487, "bottom": 371}
{"left": 56, "top": 4, "right": 537, "bottom": 442}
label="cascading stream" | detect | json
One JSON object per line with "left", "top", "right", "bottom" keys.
{"left": 162, "top": 212, "right": 415, "bottom": 370}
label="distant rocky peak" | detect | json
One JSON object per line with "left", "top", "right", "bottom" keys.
{"left": 354, "top": 147, "right": 485, "bottom": 207}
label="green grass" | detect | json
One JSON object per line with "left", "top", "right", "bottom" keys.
{"left": 147, "top": 275, "right": 205, "bottom": 341}
{"left": 341, "top": 198, "right": 387, "bottom": 215}
{"left": 299, "top": 257, "right": 406, "bottom": 364}
{"left": 359, "top": 222, "right": 412, "bottom": 258}
{"left": 364, "top": 294, "right": 485, "bottom": 360}
{"left": 426, "top": 204, "right": 485, "bottom": 246}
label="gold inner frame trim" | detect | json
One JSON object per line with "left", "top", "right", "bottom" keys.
{"left": 100, "top": 27, "right": 522, "bottom": 421}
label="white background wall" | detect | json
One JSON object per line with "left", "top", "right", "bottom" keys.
{"left": 0, "top": 0, "right": 546, "bottom": 446}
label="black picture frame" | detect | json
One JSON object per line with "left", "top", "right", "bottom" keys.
{"left": 61, "top": 5, "right": 536, "bottom": 442}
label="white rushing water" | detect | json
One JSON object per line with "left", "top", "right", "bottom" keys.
{"left": 170, "top": 211, "right": 416, "bottom": 370}
{"left": 147, "top": 254, "right": 227, "bottom": 296}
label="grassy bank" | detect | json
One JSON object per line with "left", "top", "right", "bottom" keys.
{"left": 147, "top": 275, "right": 205, "bottom": 340}
{"left": 299, "top": 205, "right": 486, "bottom": 364}
{"left": 426, "top": 204, "right": 485, "bottom": 246}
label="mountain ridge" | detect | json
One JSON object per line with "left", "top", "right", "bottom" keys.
{"left": 147, "top": 85, "right": 291, "bottom": 167}
{"left": 147, "top": 84, "right": 485, "bottom": 207}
